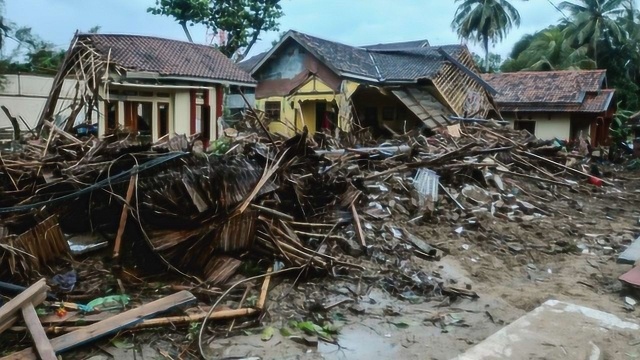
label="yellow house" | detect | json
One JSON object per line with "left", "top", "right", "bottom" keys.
{"left": 240, "top": 30, "right": 498, "bottom": 136}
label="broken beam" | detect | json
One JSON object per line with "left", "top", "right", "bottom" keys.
{"left": 1, "top": 291, "right": 196, "bottom": 360}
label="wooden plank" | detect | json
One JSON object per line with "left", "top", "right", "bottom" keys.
{"left": 21, "top": 304, "right": 56, "bottom": 360}
{"left": 0, "top": 315, "right": 18, "bottom": 334}
{"left": 113, "top": 171, "right": 137, "bottom": 259}
{"left": 0, "top": 279, "right": 48, "bottom": 329}
{"left": 1, "top": 291, "right": 196, "bottom": 360}
{"left": 256, "top": 267, "right": 273, "bottom": 310}
{"left": 350, "top": 202, "right": 367, "bottom": 248}
{"left": 10, "top": 308, "right": 259, "bottom": 335}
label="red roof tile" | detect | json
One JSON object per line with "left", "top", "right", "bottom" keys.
{"left": 579, "top": 89, "right": 615, "bottom": 113}
{"left": 482, "top": 70, "right": 606, "bottom": 103}
{"left": 79, "top": 34, "right": 255, "bottom": 84}
{"left": 481, "top": 70, "right": 613, "bottom": 114}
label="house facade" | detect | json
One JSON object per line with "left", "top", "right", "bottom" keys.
{"left": 482, "top": 70, "right": 616, "bottom": 145}
{"left": 240, "top": 30, "right": 497, "bottom": 136}
{"left": 41, "top": 34, "right": 256, "bottom": 143}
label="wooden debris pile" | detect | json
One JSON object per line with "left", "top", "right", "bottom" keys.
{"left": 0, "top": 122, "right": 609, "bottom": 285}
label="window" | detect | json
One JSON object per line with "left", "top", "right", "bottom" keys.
{"left": 514, "top": 120, "right": 536, "bottom": 135}
{"left": 157, "top": 103, "right": 169, "bottom": 137}
{"left": 265, "top": 101, "right": 281, "bottom": 120}
{"left": 124, "top": 101, "right": 153, "bottom": 134}
{"left": 106, "top": 101, "right": 118, "bottom": 131}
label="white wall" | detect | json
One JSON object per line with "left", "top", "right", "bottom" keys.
{"left": 173, "top": 90, "right": 191, "bottom": 136}
{"left": 504, "top": 113, "right": 572, "bottom": 140}
{"left": 0, "top": 74, "right": 82, "bottom": 130}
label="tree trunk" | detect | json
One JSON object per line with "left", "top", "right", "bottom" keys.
{"left": 239, "top": 16, "right": 265, "bottom": 62}
{"left": 593, "top": 36, "right": 598, "bottom": 68}
{"left": 181, "top": 22, "right": 193, "bottom": 43}
{"left": 240, "top": 31, "right": 261, "bottom": 62}
{"left": 483, "top": 36, "right": 490, "bottom": 73}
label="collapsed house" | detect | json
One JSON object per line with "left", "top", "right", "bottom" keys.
{"left": 240, "top": 30, "right": 498, "bottom": 136}
{"left": 482, "top": 70, "right": 616, "bottom": 145}
{"left": 39, "top": 33, "right": 256, "bottom": 144}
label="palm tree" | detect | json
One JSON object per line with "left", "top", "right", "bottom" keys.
{"left": 521, "top": 26, "right": 595, "bottom": 70}
{"left": 452, "top": 0, "right": 523, "bottom": 72}
{"left": 559, "top": 0, "right": 627, "bottom": 67}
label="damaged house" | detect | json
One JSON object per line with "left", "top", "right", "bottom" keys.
{"left": 240, "top": 30, "right": 498, "bottom": 136}
{"left": 40, "top": 33, "right": 256, "bottom": 143}
{"left": 482, "top": 70, "right": 616, "bottom": 145}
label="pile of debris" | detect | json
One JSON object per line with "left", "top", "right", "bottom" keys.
{"left": 0, "top": 120, "right": 613, "bottom": 357}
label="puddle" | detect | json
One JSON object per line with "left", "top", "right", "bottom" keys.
{"left": 318, "top": 324, "right": 400, "bottom": 360}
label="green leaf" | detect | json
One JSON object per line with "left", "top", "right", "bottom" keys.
{"left": 279, "top": 327, "right": 292, "bottom": 337}
{"left": 316, "top": 330, "right": 333, "bottom": 342}
{"left": 296, "top": 321, "right": 318, "bottom": 335}
{"left": 322, "top": 322, "right": 342, "bottom": 334}
{"left": 261, "top": 326, "right": 275, "bottom": 341}
{"left": 111, "top": 339, "right": 134, "bottom": 349}
{"left": 390, "top": 321, "right": 411, "bottom": 329}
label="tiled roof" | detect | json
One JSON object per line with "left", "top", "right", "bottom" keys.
{"left": 370, "top": 46, "right": 464, "bottom": 81}
{"left": 482, "top": 70, "right": 613, "bottom": 113}
{"left": 290, "top": 31, "right": 380, "bottom": 79}
{"left": 362, "top": 39, "right": 430, "bottom": 50}
{"left": 481, "top": 70, "right": 605, "bottom": 104}
{"left": 579, "top": 89, "right": 615, "bottom": 112}
{"left": 79, "top": 34, "right": 256, "bottom": 84}
{"left": 238, "top": 51, "right": 267, "bottom": 73}
{"left": 247, "top": 30, "right": 468, "bottom": 83}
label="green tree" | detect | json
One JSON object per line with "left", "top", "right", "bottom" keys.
{"left": 559, "top": 0, "right": 627, "bottom": 67}
{"left": 6, "top": 27, "right": 65, "bottom": 74}
{"left": 472, "top": 52, "right": 503, "bottom": 73}
{"left": 452, "top": 0, "right": 525, "bottom": 72}
{"left": 148, "top": 0, "right": 209, "bottom": 43}
{"left": 0, "top": 0, "right": 8, "bottom": 52}
{"left": 521, "top": 26, "right": 595, "bottom": 70}
{"left": 148, "top": 0, "right": 283, "bottom": 59}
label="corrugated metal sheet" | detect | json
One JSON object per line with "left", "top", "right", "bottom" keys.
{"left": 204, "top": 256, "right": 243, "bottom": 285}
{"left": 215, "top": 210, "right": 258, "bottom": 252}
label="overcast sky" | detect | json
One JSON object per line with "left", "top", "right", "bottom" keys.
{"left": 4, "top": 0, "right": 567, "bottom": 60}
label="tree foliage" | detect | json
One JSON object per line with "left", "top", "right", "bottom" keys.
{"left": 499, "top": 0, "right": 639, "bottom": 110}
{"left": 472, "top": 52, "right": 503, "bottom": 73}
{"left": 559, "top": 0, "right": 627, "bottom": 67}
{"left": 452, "top": 0, "right": 526, "bottom": 72}
{"left": 148, "top": 0, "right": 283, "bottom": 59}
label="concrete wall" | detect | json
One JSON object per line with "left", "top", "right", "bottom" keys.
{"left": 503, "top": 112, "right": 572, "bottom": 140}
{"left": 0, "top": 74, "right": 82, "bottom": 130}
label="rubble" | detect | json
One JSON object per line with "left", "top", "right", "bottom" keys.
{"left": 0, "top": 118, "right": 633, "bottom": 358}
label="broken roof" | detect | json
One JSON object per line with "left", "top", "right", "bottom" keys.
{"left": 482, "top": 70, "right": 613, "bottom": 113}
{"left": 362, "top": 39, "right": 430, "bottom": 50}
{"left": 246, "top": 30, "right": 474, "bottom": 84}
{"left": 78, "top": 34, "right": 256, "bottom": 84}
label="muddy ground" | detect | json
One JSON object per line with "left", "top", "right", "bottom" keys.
{"left": 3, "top": 171, "right": 640, "bottom": 360}
{"left": 207, "top": 173, "right": 640, "bottom": 360}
